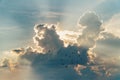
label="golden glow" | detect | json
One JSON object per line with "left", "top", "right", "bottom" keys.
{"left": 57, "top": 30, "right": 81, "bottom": 46}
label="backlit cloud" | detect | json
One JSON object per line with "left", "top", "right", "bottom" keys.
{"left": 78, "top": 11, "right": 103, "bottom": 48}
{"left": 33, "top": 24, "right": 64, "bottom": 53}
{"left": 0, "top": 11, "right": 120, "bottom": 80}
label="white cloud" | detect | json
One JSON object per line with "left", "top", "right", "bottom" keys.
{"left": 33, "top": 24, "right": 64, "bottom": 53}
{"left": 57, "top": 30, "right": 81, "bottom": 46}
{"left": 78, "top": 11, "right": 103, "bottom": 48}
{"left": 103, "top": 13, "right": 120, "bottom": 38}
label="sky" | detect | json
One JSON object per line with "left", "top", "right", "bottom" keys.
{"left": 0, "top": 0, "right": 120, "bottom": 80}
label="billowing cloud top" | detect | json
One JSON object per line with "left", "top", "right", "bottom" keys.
{"left": 33, "top": 24, "right": 64, "bottom": 53}
{"left": 78, "top": 12, "right": 103, "bottom": 48}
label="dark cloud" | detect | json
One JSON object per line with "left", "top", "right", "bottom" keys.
{"left": 12, "top": 48, "right": 24, "bottom": 54}
{"left": 25, "top": 46, "right": 90, "bottom": 67}
{"left": 18, "top": 46, "right": 109, "bottom": 80}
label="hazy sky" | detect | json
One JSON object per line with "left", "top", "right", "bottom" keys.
{"left": 0, "top": 0, "right": 120, "bottom": 80}
{"left": 0, "top": 0, "right": 120, "bottom": 51}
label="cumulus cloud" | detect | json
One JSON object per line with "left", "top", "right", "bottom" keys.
{"left": 33, "top": 24, "right": 64, "bottom": 53}
{"left": 0, "top": 11, "right": 120, "bottom": 80}
{"left": 77, "top": 11, "right": 103, "bottom": 48}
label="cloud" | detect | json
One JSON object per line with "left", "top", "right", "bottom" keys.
{"left": 103, "top": 13, "right": 120, "bottom": 38}
{"left": 0, "top": 11, "right": 120, "bottom": 80}
{"left": 0, "top": 58, "right": 9, "bottom": 68}
{"left": 95, "top": 32, "right": 120, "bottom": 57}
{"left": 91, "top": 32, "right": 120, "bottom": 80}
{"left": 57, "top": 30, "right": 81, "bottom": 46}
{"left": 77, "top": 11, "right": 103, "bottom": 48}
{"left": 95, "top": 0, "right": 120, "bottom": 20}
{"left": 33, "top": 24, "right": 64, "bottom": 53}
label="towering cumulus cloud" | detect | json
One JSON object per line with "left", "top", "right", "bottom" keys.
{"left": 78, "top": 12, "right": 103, "bottom": 48}
{"left": 33, "top": 24, "right": 63, "bottom": 52}
{"left": 20, "top": 24, "right": 91, "bottom": 66}
{"left": 0, "top": 11, "right": 120, "bottom": 80}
